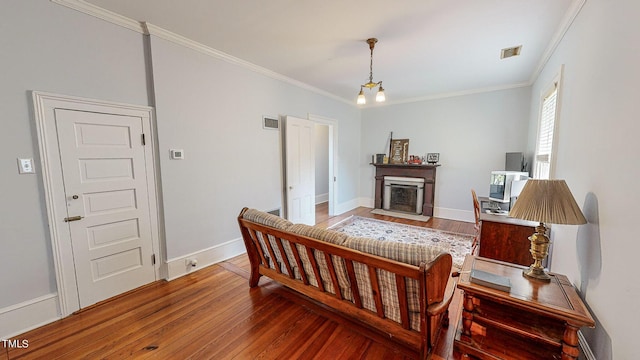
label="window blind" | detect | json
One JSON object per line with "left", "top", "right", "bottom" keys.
{"left": 534, "top": 84, "right": 558, "bottom": 179}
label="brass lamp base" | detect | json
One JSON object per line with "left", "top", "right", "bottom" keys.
{"left": 523, "top": 223, "right": 552, "bottom": 282}
{"left": 523, "top": 265, "right": 551, "bottom": 281}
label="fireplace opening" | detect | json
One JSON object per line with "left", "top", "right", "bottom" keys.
{"left": 382, "top": 176, "right": 425, "bottom": 215}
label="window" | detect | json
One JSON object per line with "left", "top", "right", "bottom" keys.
{"left": 533, "top": 78, "right": 560, "bottom": 179}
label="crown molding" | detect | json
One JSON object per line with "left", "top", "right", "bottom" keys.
{"left": 51, "top": 0, "right": 145, "bottom": 33}
{"left": 377, "top": 82, "right": 531, "bottom": 107}
{"left": 51, "top": 0, "right": 567, "bottom": 108}
{"left": 529, "top": 0, "right": 587, "bottom": 84}
{"left": 51, "top": 0, "right": 351, "bottom": 106}
{"left": 141, "top": 23, "right": 351, "bottom": 105}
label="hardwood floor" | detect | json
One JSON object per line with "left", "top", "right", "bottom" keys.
{"left": 5, "top": 206, "right": 472, "bottom": 359}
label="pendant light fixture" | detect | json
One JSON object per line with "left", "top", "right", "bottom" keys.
{"left": 357, "top": 38, "right": 385, "bottom": 105}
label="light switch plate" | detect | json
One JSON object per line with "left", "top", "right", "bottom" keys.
{"left": 18, "top": 158, "right": 35, "bottom": 174}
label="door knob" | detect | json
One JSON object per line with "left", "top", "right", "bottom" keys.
{"left": 64, "top": 216, "right": 83, "bottom": 222}
{"left": 72, "top": 195, "right": 79, "bottom": 200}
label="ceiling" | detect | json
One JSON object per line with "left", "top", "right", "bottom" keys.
{"left": 82, "top": 0, "right": 578, "bottom": 105}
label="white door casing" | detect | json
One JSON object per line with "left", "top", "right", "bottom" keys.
{"left": 284, "top": 116, "right": 316, "bottom": 225}
{"left": 33, "top": 92, "right": 162, "bottom": 315}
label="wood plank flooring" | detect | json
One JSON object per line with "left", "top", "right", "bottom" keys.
{"left": 4, "top": 206, "right": 473, "bottom": 359}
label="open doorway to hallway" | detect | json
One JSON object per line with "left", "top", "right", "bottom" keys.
{"left": 314, "top": 122, "right": 330, "bottom": 224}
{"left": 315, "top": 202, "right": 330, "bottom": 224}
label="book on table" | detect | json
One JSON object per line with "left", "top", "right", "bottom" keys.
{"left": 470, "top": 269, "right": 511, "bottom": 292}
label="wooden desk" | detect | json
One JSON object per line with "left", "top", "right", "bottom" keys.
{"left": 478, "top": 213, "right": 538, "bottom": 266}
{"left": 454, "top": 256, "right": 595, "bottom": 360}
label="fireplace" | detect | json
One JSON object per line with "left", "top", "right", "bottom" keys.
{"left": 372, "top": 164, "right": 438, "bottom": 216}
{"left": 383, "top": 176, "right": 425, "bottom": 215}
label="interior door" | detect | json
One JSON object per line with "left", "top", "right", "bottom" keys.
{"left": 284, "top": 116, "right": 316, "bottom": 225}
{"left": 55, "top": 109, "right": 156, "bottom": 308}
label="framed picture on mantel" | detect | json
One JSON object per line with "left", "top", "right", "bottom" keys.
{"left": 389, "top": 139, "right": 409, "bottom": 164}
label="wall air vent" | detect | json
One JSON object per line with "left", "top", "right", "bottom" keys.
{"left": 262, "top": 116, "right": 279, "bottom": 130}
{"left": 500, "top": 45, "right": 522, "bottom": 59}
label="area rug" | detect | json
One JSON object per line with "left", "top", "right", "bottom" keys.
{"left": 329, "top": 216, "right": 474, "bottom": 269}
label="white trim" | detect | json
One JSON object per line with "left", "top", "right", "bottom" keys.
{"left": 141, "top": 23, "right": 352, "bottom": 107}
{"left": 382, "top": 82, "right": 531, "bottom": 106}
{"left": 532, "top": 65, "right": 564, "bottom": 180}
{"left": 50, "top": 0, "right": 145, "bottom": 33}
{"left": 51, "top": 0, "right": 585, "bottom": 107}
{"left": 165, "top": 238, "right": 246, "bottom": 281}
{"left": 0, "top": 294, "right": 60, "bottom": 339}
{"left": 359, "top": 197, "right": 375, "bottom": 209}
{"left": 32, "top": 91, "right": 164, "bottom": 316}
{"left": 332, "top": 198, "right": 367, "bottom": 216}
{"left": 51, "top": 1, "right": 351, "bottom": 105}
{"left": 434, "top": 207, "right": 475, "bottom": 223}
{"left": 358, "top": 196, "right": 475, "bottom": 223}
{"left": 578, "top": 330, "right": 597, "bottom": 360}
{"left": 315, "top": 193, "right": 329, "bottom": 205}
{"left": 529, "top": 0, "right": 587, "bottom": 84}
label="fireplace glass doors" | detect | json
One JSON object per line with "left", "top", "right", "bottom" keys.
{"left": 382, "top": 176, "right": 425, "bottom": 215}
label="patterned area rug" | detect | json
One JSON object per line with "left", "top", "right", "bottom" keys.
{"left": 330, "top": 216, "right": 474, "bottom": 269}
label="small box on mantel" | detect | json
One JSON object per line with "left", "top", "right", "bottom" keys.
{"left": 470, "top": 269, "right": 511, "bottom": 292}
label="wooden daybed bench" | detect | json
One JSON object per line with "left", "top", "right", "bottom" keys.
{"left": 237, "top": 208, "right": 457, "bottom": 359}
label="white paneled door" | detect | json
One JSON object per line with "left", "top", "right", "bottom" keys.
{"left": 284, "top": 116, "right": 316, "bottom": 225}
{"left": 55, "top": 109, "right": 156, "bottom": 308}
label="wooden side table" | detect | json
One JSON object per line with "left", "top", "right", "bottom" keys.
{"left": 454, "top": 256, "right": 595, "bottom": 360}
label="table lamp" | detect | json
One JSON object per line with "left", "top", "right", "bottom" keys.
{"left": 508, "top": 179, "right": 587, "bottom": 281}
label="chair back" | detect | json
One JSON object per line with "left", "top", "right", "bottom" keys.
{"left": 471, "top": 189, "right": 481, "bottom": 254}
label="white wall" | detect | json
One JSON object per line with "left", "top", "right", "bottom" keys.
{"left": 527, "top": 1, "right": 639, "bottom": 358}
{"left": 360, "top": 87, "right": 532, "bottom": 221}
{"left": 0, "top": 2, "right": 150, "bottom": 310}
{"left": 148, "top": 36, "right": 361, "bottom": 260}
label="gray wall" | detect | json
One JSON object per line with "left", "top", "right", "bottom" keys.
{"left": 526, "top": 0, "right": 639, "bottom": 358}
{"left": 0, "top": 1, "right": 150, "bottom": 309}
{"left": 0, "top": 0, "right": 360, "bottom": 327}
{"left": 3, "top": 1, "right": 636, "bottom": 357}
{"left": 147, "top": 36, "right": 360, "bottom": 260}
{"left": 360, "top": 87, "right": 532, "bottom": 220}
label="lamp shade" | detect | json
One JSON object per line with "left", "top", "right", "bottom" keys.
{"left": 509, "top": 179, "right": 587, "bottom": 225}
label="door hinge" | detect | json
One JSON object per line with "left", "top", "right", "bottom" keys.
{"left": 151, "top": 253, "right": 156, "bottom": 265}
{"left": 142, "top": 133, "right": 146, "bottom": 146}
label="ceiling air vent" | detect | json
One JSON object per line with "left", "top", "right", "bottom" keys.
{"left": 263, "top": 116, "right": 279, "bottom": 130}
{"left": 500, "top": 45, "right": 522, "bottom": 59}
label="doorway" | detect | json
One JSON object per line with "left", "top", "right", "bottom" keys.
{"left": 33, "top": 92, "right": 162, "bottom": 316}
{"left": 308, "top": 114, "right": 338, "bottom": 221}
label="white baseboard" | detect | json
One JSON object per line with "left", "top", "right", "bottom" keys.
{"left": 355, "top": 197, "right": 475, "bottom": 223}
{"left": 434, "top": 207, "right": 475, "bottom": 223}
{"left": 315, "top": 193, "right": 329, "bottom": 205}
{"left": 334, "top": 198, "right": 363, "bottom": 215}
{"left": 166, "top": 238, "right": 246, "bottom": 281}
{"left": 578, "top": 330, "right": 596, "bottom": 360}
{"left": 0, "top": 293, "right": 60, "bottom": 339}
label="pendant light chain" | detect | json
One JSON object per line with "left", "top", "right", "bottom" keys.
{"left": 357, "top": 38, "right": 386, "bottom": 104}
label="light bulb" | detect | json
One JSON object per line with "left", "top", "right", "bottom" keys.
{"left": 376, "top": 87, "right": 386, "bottom": 102}
{"left": 357, "top": 89, "right": 366, "bottom": 105}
